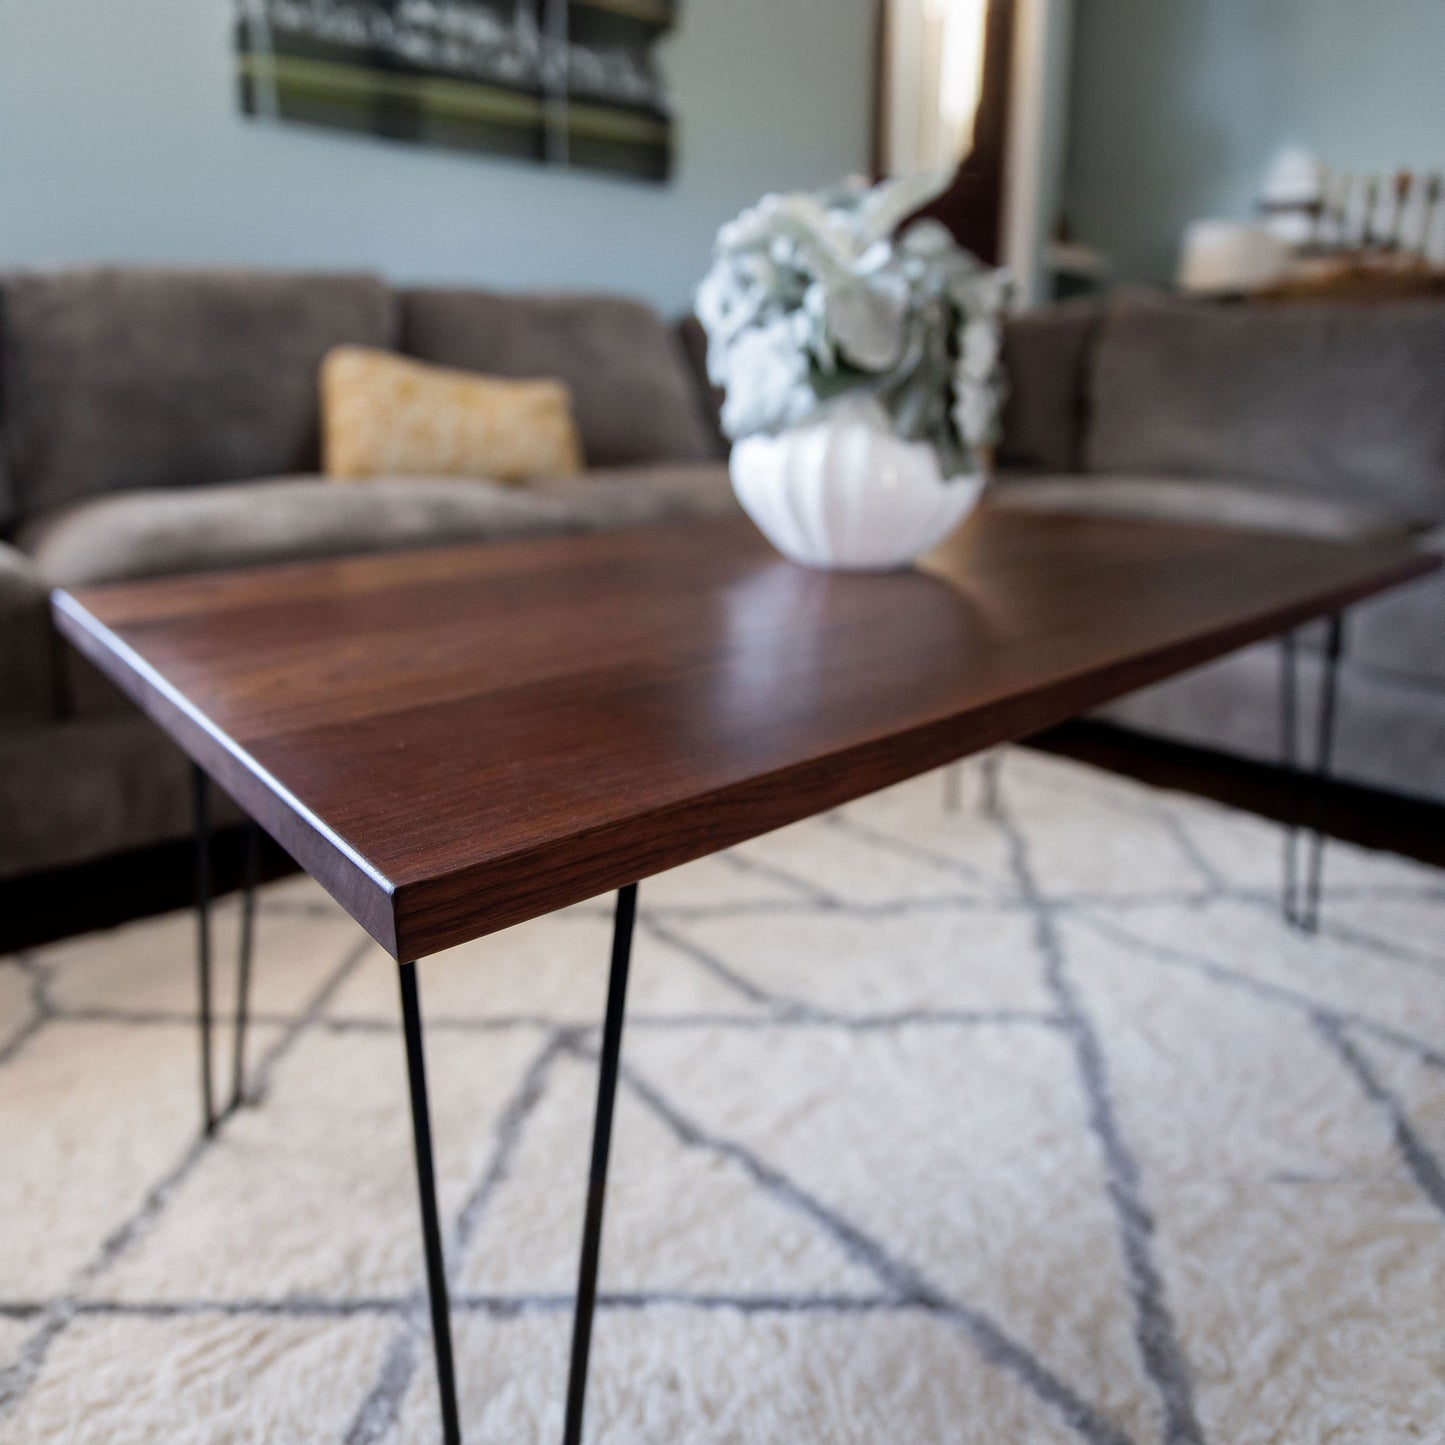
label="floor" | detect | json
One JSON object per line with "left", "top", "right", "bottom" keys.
{"left": 1, "top": 748, "right": 1442, "bottom": 1443}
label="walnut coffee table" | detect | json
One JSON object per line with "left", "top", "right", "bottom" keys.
{"left": 52, "top": 508, "right": 1436, "bottom": 1444}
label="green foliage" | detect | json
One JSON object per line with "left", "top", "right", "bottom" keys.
{"left": 696, "top": 173, "right": 1009, "bottom": 476}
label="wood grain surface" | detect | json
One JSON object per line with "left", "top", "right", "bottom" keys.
{"left": 53, "top": 508, "right": 1438, "bottom": 960}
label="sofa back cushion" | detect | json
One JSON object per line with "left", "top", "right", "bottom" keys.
{"left": 1085, "top": 292, "right": 1445, "bottom": 523}
{"left": 674, "top": 313, "right": 728, "bottom": 459}
{"left": 996, "top": 298, "right": 1104, "bottom": 474}
{"left": 401, "top": 288, "right": 715, "bottom": 467}
{"left": 0, "top": 267, "right": 397, "bottom": 524}
{"left": 0, "top": 435, "right": 12, "bottom": 533}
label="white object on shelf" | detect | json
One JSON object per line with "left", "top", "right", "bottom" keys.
{"left": 1426, "top": 186, "right": 1445, "bottom": 264}
{"left": 1177, "top": 220, "right": 1292, "bottom": 294}
{"left": 729, "top": 397, "right": 985, "bottom": 572}
{"left": 1397, "top": 173, "right": 1433, "bottom": 254}
{"left": 1260, "top": 147, "right": 1326, "bottom": 245}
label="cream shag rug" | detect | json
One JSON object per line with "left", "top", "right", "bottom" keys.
{"left": 1, "top": 748, "right": 1443, "bottom": 1445}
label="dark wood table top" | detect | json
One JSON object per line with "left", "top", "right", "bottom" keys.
{"left": 53, "top": 508, "right": 1437, "bottom": 961}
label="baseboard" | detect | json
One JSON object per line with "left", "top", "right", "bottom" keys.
{"left": 1026, "top": 720, "right": 1445, "bottom": 869}
{"left": 0, "top": 827, "right": 300, "bottom": 955}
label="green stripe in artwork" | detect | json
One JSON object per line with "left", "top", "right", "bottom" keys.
{"left": 564, "top": 99, "right": 668, "bottom": 145}
{"left": 239, "top": 53, "right": 668, "bottom": 147}
{"left": 239, "top": 53, "right": 544, "bottom": 129}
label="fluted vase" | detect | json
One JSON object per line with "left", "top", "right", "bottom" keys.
{"left": 729, "top": 397, "right": 985, "bottom": 571}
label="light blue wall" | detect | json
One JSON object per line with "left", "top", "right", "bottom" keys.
{"left": 0, "top": 0, "right": 875, "bottom": 313}
{"left": 1063, "top": 0, "right": 1445, "bottom": 285}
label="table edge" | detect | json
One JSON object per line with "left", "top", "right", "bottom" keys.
{"left": 51, "top": 589, "right": 400, "bottom": 956}
{"left": 52, "top": 538, "right": 1439, "bottom": 963}
{"left": 387, "top": 545, "right": 1439, "bottom": 959}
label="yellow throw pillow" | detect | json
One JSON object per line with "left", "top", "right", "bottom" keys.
{"left": 321, "top": 346, "right": 584, "bottom": 484}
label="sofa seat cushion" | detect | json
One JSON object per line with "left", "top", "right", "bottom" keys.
{"left": 20, "top": 475, "right": 579, "bottom": 589}
{"left": 23, "top": 464, "right": 742, "bottom": 592}
{"left": 0, "top": 268, "right": 398, "bottom": 524}
{"left": 527, "top": 462, "right": 738, "bottom": 530}
{"left": 401, "top": 289, "right": 716, "bottom": 468}
{"left": 0, "top": 541, "right": 58, "bottom": 728}
{"left": 994, "top": 476, "right": 1443, "bottom": 688}
{"left": 1346, "top": 525, "right": 1445, "bottom": 688}
{"left": 989, "top": 473, "right": 1411, "bottom": 542}
{"left": 1085, "top": 291, "right": 1445, "bottom": 524}
{"left": 1096, "top": 639, "right": 1445, "bottom": 805}
{"left": 28, "top": 465, "right": 739, "bottom": 720}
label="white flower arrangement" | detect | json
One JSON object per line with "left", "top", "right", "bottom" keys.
{"left": 696, "top": 172, "right": 1010, "bottom": 479}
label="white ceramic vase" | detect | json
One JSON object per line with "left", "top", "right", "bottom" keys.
{"left": 729, "top": 397, "right": 985, "bottom": 571}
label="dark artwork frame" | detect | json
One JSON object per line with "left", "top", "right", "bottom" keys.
{"left": 235, "top": 0, "right": 677, "bottom": 182}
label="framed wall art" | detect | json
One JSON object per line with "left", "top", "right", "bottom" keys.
{"left": 236, "top": 0, "right": 677, "bottom": 182}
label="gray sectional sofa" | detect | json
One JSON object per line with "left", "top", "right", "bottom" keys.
{"left": 991, "top": 290, "right": 1445, "bottom": 807}
{"left": 1, "top": 269, "right": 1441, "bottom": 884}
{"left": 0, "top": 268, "right": 738, "bottom": 880}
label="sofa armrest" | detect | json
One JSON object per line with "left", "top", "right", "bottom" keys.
{"left": 0, "top": 541, "right": 59, "bottom": 727}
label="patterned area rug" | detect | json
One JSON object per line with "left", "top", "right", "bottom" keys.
{"left": 2, "top": 748, "right": 1443, "bottom": 1444}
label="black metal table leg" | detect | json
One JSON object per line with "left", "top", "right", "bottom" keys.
{"left": 1281, "top": 615, "right": 1345, "bottom": 933}
{"left": 229, "top": 818, "right": 261, "bottom": 1113}
{"left": 942, "top": 763, "right": 963, "bottom": 813}
{"left": 1301, "top": 614, "right": 1345, "bottom": 933}
{"left": 399, "top": 960, "right": 463, "bottom": 1445}
{"left": 943, "top": 752, "right": 1002, "bottom": 818}
{"left": 979, "top": 748, "right": 1003, "bottom": 819}
{"left": 192, "top": 763, "right": 217, "bottom": 1136}
{"left": 1280, "top": 631, "right": 1301, "bottom": 926}
{"left": 395, "top": 884, "right": 638, "bottom": 1445}
{"left": 563, "top": 882, "right": 638, "bottom": 1445}
{"left": 193, "top": 770, "right": 262, "bottom": 1134}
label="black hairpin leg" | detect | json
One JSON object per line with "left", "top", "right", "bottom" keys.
{"left": 942, "top": 763, "right": 963, "bottom": 813}
{"left": 192, "top": 765, "right": 261, "bottom": 1135}
{"left": 1303, "top": 615, "right": 1346, "bottom": 930}
{"left": 229, "top": 817, "right": 261, "bottom": 1112}
{"left": 943, "top": 751, "right": 1002, "bottom": 817}
{"left": 398, "top": 959, "right": 462, "bottom": 1445}
{"left": 979, "top": 748, "right": 1003, "bottom": 819}
{"left": 398, "top": 883, "right": 639, "bottom": 1445}
{"left": 1281, "top": 615, "right": 1345, "bottom": 933}
{"left": 192, "top": 764, "right": 217, "bottom": 1136}
{"left": 563, "top": 881, "right": 638, "bottom": 1445}
{"left": 1281, "top": 631, "right": 1301, "bottom": 924}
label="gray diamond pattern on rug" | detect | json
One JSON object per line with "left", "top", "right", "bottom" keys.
{"left": 1, "top": 748, "right": 1443, "bottom": 1443}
